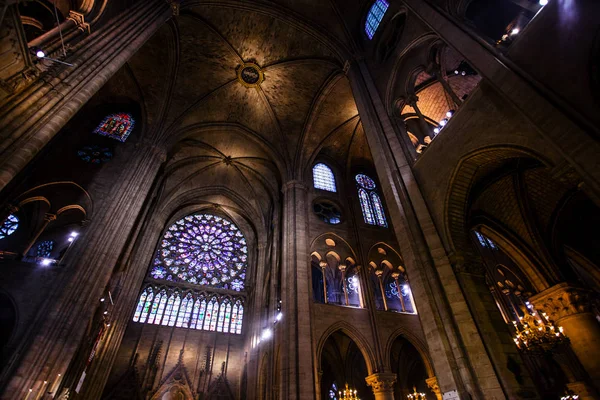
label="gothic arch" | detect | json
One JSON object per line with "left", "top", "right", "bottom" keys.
{"left": 316, "top": 322, "right": 377, "bottom": 376}
{"left": 382, "top": 328, "right": 434, "bottom": 378}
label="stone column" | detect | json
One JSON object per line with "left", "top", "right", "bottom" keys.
{"left": 1, "top": 140, "right": 166, "bottom": 399}
{"left": 0, "top": 0, "right": 172, "bottom": 192}
{"left": 404, "top": 95, "right": 432, "bottom": 144}
{"left": 346, "top": 58, "right": 516, "bottom": 399}
{"left": 365, "top": 373, "right": 397, "bottom": 400}
{"left": 280, "top": 180, "right": 314, "bottom": 400}
{"left": 426, "top": 376, "right": 443, "bottom": 400}
{"left": 320, "top": 260, "right": 328, "bottom": 303}
{"left": 530, "top": 283, "right": 600, "bottom": 391}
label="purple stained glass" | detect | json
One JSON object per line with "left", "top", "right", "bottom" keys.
{"left": 365, "top": 0, "right": 389, "bottom": 40}
{"left": 152, "top": 214, "right": 247, "bottom": 291}
{"left": 355, "top": 174, "right": 376, "bottom": 190}
{"left": 359, "top": 189, "right": 375, "bottom": 225}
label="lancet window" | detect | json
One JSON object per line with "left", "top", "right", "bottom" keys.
{"left": 133, "top": 213, "right": 247, "bottom": 334}
{"left": 356, "top": 174, "right": 387, "bottom": 227}
{"left": 370, "top": 264, "right": 416, "bottom": 314}
{"left": 313, "top": 163, "right": 337, "bottom": 192}
{"left": 365, "top": 0, "right": 389, "bottom": 39}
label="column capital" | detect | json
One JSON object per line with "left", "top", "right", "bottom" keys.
{"left": 67, "top": 11, "right": 90, "bottom": 33}
{"left": 365, "top": 373, "right": 396, "bottom": 394}
{"left": 426, "top": 376, "right": 442, "bottom": 400}
{"left": 530, "top": 283, "right": 592, "bottom": 320}
{"left": 282, "top": 180, "right": 307, "bottom": 193}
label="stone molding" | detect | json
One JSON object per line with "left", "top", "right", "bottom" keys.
{"left": 365, "top": 373, "right": 397, "bottom": 393}
{"left": 282, "top": 180, "right": 308, "bottom": 193}
{"left": 426, "top": 376, "right": 442, "bottom": 400}
{"left": 530, "top": 283, "right": 592, "bottom": 321}
{"left": 67, "top": 11, "right": 90, "bottom": 34}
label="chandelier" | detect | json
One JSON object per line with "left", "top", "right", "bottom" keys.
{"left": 512, "top": 307, "right": 567, "bottom": 351}
{"left": 338, "top": 383, "right": 360, "bottom": 400}
{"left": 407, "top": 386, "right": 426, "bottom": 400}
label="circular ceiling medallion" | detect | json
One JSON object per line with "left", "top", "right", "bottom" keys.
{"left": 237, "top": 62, "right": 264, "bottom": 88}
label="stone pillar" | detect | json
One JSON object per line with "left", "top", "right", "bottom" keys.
{"left": 0, "top": 0, "right": 172, "bottom": 192}
{"left": 404, "top": 94, "right": 432, "bottom": 144}
{"left": 365, "top": 373, "right": 397, "bottom": 400}
{"left": 530, "top": 283, "right": 600, "bottom": 391}
{"left": 1, "top": 140, "right": 166, "bottom": 399}
{"left": 346, "top": 58, "right": 516, "bottom": 399}
{"left": 426, "top": 376, "right": 443, "bottom": 400}
{"left": 280, "top": 180, "right": 314, "bottom": 400}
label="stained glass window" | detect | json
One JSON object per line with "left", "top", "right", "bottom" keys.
{"left": 133, "top": 288, "right": 151, "bottom": 322}
{"left": 77, "top": 145, "right": 113, "bottom": 164}
{"left": 329, "top": 382, "right": 338, "bottom": 400}
{"left": 36, "top": 240, "right": 54, "bottom": 258}
{"left": 0, "top": 214, "right": 19, "bottom": 240}
{"left": 475, "top": 231, "right": 497, "bottom": 249}
{"left": 93, "top": 113, "right": 135, "bottom": 142}
{"left": 356, "top": 174, "right": 387, "bottom": 227}
{"left": 150, "top": 214, "right": 247, "bottom": 291}
{"left": 313, "top": 163, "right": 337, "bottom": 192}
{"left": 313, "top": 202, "right": 342, "bottom": 224}
{"left": 371, "top": 193, "right": 387, "bottom": 227}
{"left": 365, "top": 0, "right": 389, "bottom": 39}
{"left": 359, "top": 189, "right": 375, "bottom": 225}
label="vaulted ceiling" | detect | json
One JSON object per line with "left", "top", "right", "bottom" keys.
{"left": 118, "top": 2, "right": 376, "bottom": 228}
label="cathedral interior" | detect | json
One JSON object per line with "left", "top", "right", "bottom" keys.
{"left": 0, "top": 0, "right": 599, "bottom": 399}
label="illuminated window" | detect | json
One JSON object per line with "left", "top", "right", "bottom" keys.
{"left": 0, "top": 214, "right": 19, "bottom": 240}
{"left": 475, "top": 231, "right": 497, "bottom": 249}
{"left": 36, "top": 240, "right": 54, "bottom": 258}
{"left": 93, "top": 113, "right": 135, "bottom": 142}
{"left": 313, "top": 163, "right": 337, "bottom": 192}
{"left": 77, "top": 145, "right": 113, "bottom": 164}
{"left": 356, "top": 174, "right": 387, "bottom": 227}
{"left": 365, "top": 0, "right": 389, "bottom": 39}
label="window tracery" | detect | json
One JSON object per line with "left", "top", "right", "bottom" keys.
{"left": 313, "top": 163, "right": 337, "bottom": 192}
{"left": 356, "top": 174, "right": 387, "bottom": 227}
{"left": 0, "top": 214, "right": 19, "bottom": 240}
{"left": 365, "top": 0, "right": 389, "bottom": 40}
{"left": 36, "top": 240, "right": 54, "bottom": 258}
{"left": 134, "top": 213, "right": 247, "bottom": 334}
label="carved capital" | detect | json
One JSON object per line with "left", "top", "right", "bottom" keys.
{"left": 426, "top": 377, "right": 442, "bottom": 400}
{"left": 67, "top": 11, "right": 90, "bottom": 33}
{"left": 530, "top": 283, "right": 592, "bottom": 321}
{"left": 365, "top": 373, "right": 396, "bottom": 394}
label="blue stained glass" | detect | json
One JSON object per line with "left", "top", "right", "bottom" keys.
{"left": 313, "top": 163, "right": 337, "bottom": 192}
{"left": 330, "top": 382, "right": 338, "bottom": 400}
{"left": 359, "top": 189, "right": 375, "bottom": 225}
{"left": 356, "top": 174, "right": 376, "bottom": 189}
{"left": 36, "top": 240, "right": 54, "bottom": 258}
{"left": 93, "top": 113, "right": 134, "bottom": 142}
{"left": 371, "top": 192, "right": 387, "bottom": 227}
{"left": 0, "top": 214, "right": 19, "bottom": 240}
{"left": 152, "top": 214, "right": 247, "bottom": 291}
{"left": 365, "top": 0, "right": 389, "bottom": 39}
{"left": 77, "top": 145, "right": 113, "bottom": 164}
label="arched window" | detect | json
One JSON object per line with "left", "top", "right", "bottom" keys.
{"left": 93, "top": 113, "right": 135, "bottom": 142}
{"left": 0, "top": 215, "right": 19, "bottom": 240}
{"left": 133, "top": 213, "right": 248, "bottom": 334}
{"left": 365, "top": 0, "right": 389, "bottom": 40}
{"left": 356, "top": 174, "right": 387, "bottom": 227}
{"left": 36, "top": 240, "right": 54, "bottom": 258}
{"left": 474, "top": 231, "right": 497, "bottom": 249}
{"left": 313, "top": 163, "right": 337, "bottom": 192}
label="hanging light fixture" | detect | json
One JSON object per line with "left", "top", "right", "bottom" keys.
{"left": 339, "top": 383, "right": 360, "bottom": 400}
{"left": 512, "top": 305, "right": 567, "bottom": 351}
{"left": 407, "top": 386, "right": 426, "bottom": 400}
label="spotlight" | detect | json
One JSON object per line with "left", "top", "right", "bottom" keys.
{"left": 539, "top": 0, "right": 548, "bottom": 5}
{"left": 276, "top": 312, "right": 283, "bottom": 322}
{"left": 68, "top": 237, "right": 74, "bottom": 242}
{"left": 461, "top": 71, "right": 466, "bottom": 76}
{"left": 36, "top": 50, "right": 46, "bottom": 58}
{"left": 103, "top": 311, "right": 108, "bottom": 315}
{"left": 439, "top": 119, "right": 448, "bottom": 127}
{"left": 106, "top": 323, "right": 111, "bottom": 327}
{"left": 70, "top": 232, "right": 78, "bottom": 237}
{"left": 433, "top": 128, "right": 440, "bottom": 134}
{"left": 261, "top": 328, "right": 273, "bottom": 341}
{"left": 446, "top": 110, "right": 454, "bottom": 118}
{"left": 41, "top": 258, "right": 52, "bottom": 266}
{"left": 454, "top": 70, "right": 459, "bottom": 75}
{"left": 511, "top": 28, "right": 520, "bottom": 35}
{"left": 100, "top": 298, "right": 105, "bottom": 302}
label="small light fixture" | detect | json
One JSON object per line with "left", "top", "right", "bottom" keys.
{"left": 70, "top": 232, "right": 78, "bottom": 237}
{"left": 446, "top": 110, "right": 454, "bottom": 118}
{"left": 68, "top": 237, "right": 74, "bottom": 242}
{"left": 36, "top": 49, "right": 46, "bottom": 58}
{"left": 41, "top": 258, "right": 52, "bottom": 266}
{"left": 454, "top": 70, "right": 459, "bottom": 75}
{"left": 539, "top": 0, "right": 548, "bottom": 5}
{"left": 106, "top": 323, "right": 111, "bottom": 327}
{"left": 439, "top": 119, "right": 448, "bottom": 127}
{"left": 433, "top": 128, "right": 440, "bottom": 134}
{"left": 100, "top": 298, "right": 105, "bottom": 302}
{"left": 261, "top": 328, "right": 273, "bottom": 341}
{"left": 461, "top": 71, "right": 466, "bottom": 76}
{"left": 276, "top": 312, "right": 283, "bottom": 322}
{"left": 103, "top": 311, "right": 108, "bottom": 315}
{"left": 511, "top": 28, "right": 520, "bottom": 36}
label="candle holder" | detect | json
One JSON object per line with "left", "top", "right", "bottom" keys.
{"left": 339, "top": 383, "right": 360, "bottom": 400}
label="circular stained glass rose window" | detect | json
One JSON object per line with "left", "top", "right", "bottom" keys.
{"left": 0, "top": 214, "right": 19, "bottom": 240}
{"left": 355, "top": 174, "right": 376, "bottom": 189}
{"left": 313, "top": 201, "right": 342, "bottom": 225}
{"left": 36, "top": 240, "right": 54, "bottom": 257}
{"left": 77, "top": 145, "right": 113, "bottom": 164}
{"left": 150, "top": 214, "right": 248, "bottom": 291}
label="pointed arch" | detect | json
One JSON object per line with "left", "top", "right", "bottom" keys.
{"left": 313, "top": 163, "right": 337, "bottom": 192}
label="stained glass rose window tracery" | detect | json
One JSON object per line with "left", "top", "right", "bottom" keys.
{"left": 0, "top": 214, "right": 19, "bottom": 240}
{"left": 150, "top": 214, "right": 248, "bottom": 291}
{"left": 36, "top": 240, "right": 54, "bottom": 258}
